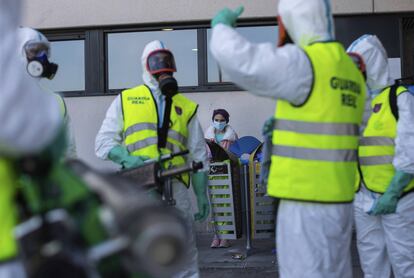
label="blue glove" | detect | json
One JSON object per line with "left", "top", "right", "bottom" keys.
{"left": 211, "top": 6, "right": 244, "bottom": 28}
{"left": 370, "top": 170, "right": 413, "bottom": 215}
{"left": 192, "top": 172, "right": 210, "bottom": 222}
{"left": 108, "top": 145, "right": 149, "bottom": 169}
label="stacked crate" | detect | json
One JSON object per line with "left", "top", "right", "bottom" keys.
{"left": 208, "top": 161, "right": 238, "bottom": 239}
{"left": 249, "top": 160, "right": 277, "bottom": 239}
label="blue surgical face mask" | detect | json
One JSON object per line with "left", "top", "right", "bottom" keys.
{"left": 213, "top": 120, "right": 226, "bottom": 131}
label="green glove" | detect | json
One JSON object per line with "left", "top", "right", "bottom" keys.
{"left": 192, "top": 171, "right": 210, "bottom": 222}
{"left": 211, "top": 6, "right": 244, "bottom": 28}
{"left": 370, "top": 170, "right": 414, "bottom": 215}
{"left": 108, "top": 145, "right": 149, "bottom": 169}
{"left": 262, "top": 117, "right": 275, "bottom": 138}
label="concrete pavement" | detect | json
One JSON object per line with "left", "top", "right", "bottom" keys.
{"left": 197, "top": 233, "right": 364, "bottom": 277}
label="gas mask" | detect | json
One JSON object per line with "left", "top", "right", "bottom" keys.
{"left": 157, "top": 73, "right": 178, "bottom": 98}
{"left": 348, "top": 52, "right": 367, "bottom": 81}
{"left": 147, "top": 49, "right": 178, "bottom": 97}
{"left": 24, "top": 40, "right": 58, "bottom": 80}
{"left": 277, "top": 16, "right": 293, "bottom": 47}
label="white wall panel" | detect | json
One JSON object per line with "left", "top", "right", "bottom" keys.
{"left": 65, "top": 96, "right": 118, "bottom": 172}
{"left": 23, "top": 0, "right": 278, "bottom": 29}
{"left": 331, "top": 0, "right": 373, "bottom": 14}
{"left": 22, "top": 0, "right": 374, "bottom": 29}
{"left": 374, "top": 0, "right": 414, "bottom": 12}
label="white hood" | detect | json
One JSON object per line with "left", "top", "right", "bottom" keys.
{"left": 141, "top": 40, "right": 169, "bottom": 95}
{"left": 17, "top": 27, "right": 50, "bottom": 65}
{"left": 347, "top": 34, "right": 393, "bottom": 92}
{"left": 278, "top": 0, "right": 335, "bottom": 48}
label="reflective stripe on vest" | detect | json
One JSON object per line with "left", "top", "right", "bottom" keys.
{"left": 359, "top": 136, "right": 394, "bottom": 146}
{"left": 0, "top": 159, "right": 18, "bottom": 260}
{"left": 126, "top": 136, "right": 158, "bottom": 153}
{"left": 125, "top": 123, "right": 157, "bottom": 137}
{"left": 273, "top": 145, "right": 357, "bottom": 162}
{"left": 268, "top": 42, "right": 366, "bottom": 203}
{"left": 359, "top": 155, "right": 394, "bottom": 166}
{"left": 358, "top": 86, "right": 414, "bottom": 193}
{"left": 121, "top": 85, "right": 198, "bottom": 186}
{"left": 275, "top": 119, "right": 359, "bottom": 136}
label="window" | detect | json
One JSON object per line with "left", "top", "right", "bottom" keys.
{"left": 39, "top": 40, "right": 85, "bottom": 92}
{"left": 37, "top": 14, "right": 405, "bottom": 96}
{"left": 107, "top": 30, "right": 198, "bottom": 90}
{"left": 207, "top": 26, "right": 278, "bottom": 83}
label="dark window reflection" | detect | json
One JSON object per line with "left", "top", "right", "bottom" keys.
{"left": 207, "top": 26, "right": 278, "bottom": 83}
{"left": 40, "top": 40, "right": 85, "bottom": 92}
{"left": 108, "top": 30, "right": 198, "bottom": 89}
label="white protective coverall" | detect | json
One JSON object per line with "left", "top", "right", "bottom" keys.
{"left": 0, "top": 0, "right": 62, "bottom": 277}
{"left": 347, "top": 35, "right": 414, "bottom": 278}
{"left": 210, "top": 0, "right": 354, "bottom": 277}
{"left": 0, "top": 0, "right": 62, "bottom": 156}
{"left": 17, "top": 27, "right": 77, "bottom": 159}
{"left": 95, "top": 40, "right": 208, "bottom": 278}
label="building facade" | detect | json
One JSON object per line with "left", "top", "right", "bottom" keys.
{"left": 22, "top": 0, "right": 414, "bottom": 171}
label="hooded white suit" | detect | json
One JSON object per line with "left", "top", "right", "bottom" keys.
{"left": 210, "top": 0, "right": 356, "bottom": 277}
{"left": 0, "top": 0, "right": 62, "bottom": 156}
{"left": 95, "top": 40, "right": 208, "bottom": 278}
{"left": 0, "top": 1, "right": 62, "bottom": 277}
{"left": 348, "top": 35, "right": 414, "bottom": 278}
{"left": 17, "top": 27, "right": 77, "bottom": 159}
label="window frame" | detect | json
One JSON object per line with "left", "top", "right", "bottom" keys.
{"left": 104, "top": 26, "right": 202, "bottom": 94}
{"left": 40, "top": 13, "right": 406, "bottom": 97}
{"left": 42, "top": 20, "right": 278, "bottom": 97}
{"left": 42, "top": 30, "right": 87, "bottom": 96}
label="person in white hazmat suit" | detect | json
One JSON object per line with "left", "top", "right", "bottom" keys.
{"left": 0, "top": 0, "right": 65, "bottom": 277}
{"left": 210, "top": 0, "right": 366, "bottom": 277}
{"left": 347, "top": 35, "right": 414, "bottom": 278}
{"left": 17, "top": 27, "right": 77, "bottom": 159}
{"left": 95, "top": 40, "right": 210, "bottom": 278}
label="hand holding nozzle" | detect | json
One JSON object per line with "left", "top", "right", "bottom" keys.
{"left": 158, "top": 161, "right": 203, "bottom": 180}
{"left": 144, "top": 150, "right": 190, "bottom": 165}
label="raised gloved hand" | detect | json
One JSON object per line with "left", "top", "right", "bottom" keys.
{"left": 370, "top": 170, "right": 413, "bottom": 215}
{"left": 211, "top": 6, "right": 244, "bottom": 28}
{"left": 192, "top": 171, "right": 210, "bottom": 222}
{"left": 108, "top": 145, "right": 149, "bottom": 169}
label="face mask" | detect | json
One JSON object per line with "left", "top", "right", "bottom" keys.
{"left": 157, "top": 73, "right": 178, "bottom": 98}
{"left": 213, "top": 121, "right": 226, "bottom": 131}
{"left": 277, "top": 16, "right": 293, "bottom": 47}
{"left": 27, "top": 53, "right": 58, "bottom": 80}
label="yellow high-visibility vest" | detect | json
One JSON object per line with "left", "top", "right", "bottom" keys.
{"left": 121, "top": 85, "right": 198, "bottom": 186}
{"left": 0, "top": 92, "right": 67, "bottom": 261}
{"left": 55, "top": 93, "right": 67, "bottom": 118}
{"left": 0, "top": 160, "right": 18, "bottom": 261}
{"left": 268, "top": 42, "right": 366, "bottom": 202}
{"left": 358, "top": 86, "right": 414, "bottom": 193}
